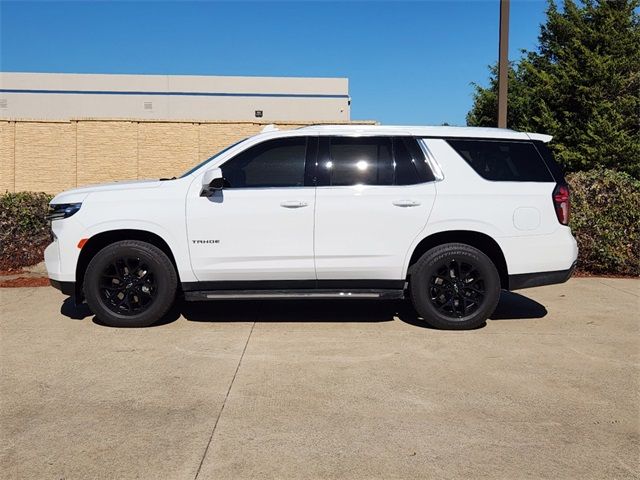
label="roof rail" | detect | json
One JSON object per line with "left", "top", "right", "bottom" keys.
{"left": 298, "top": 124, "right": 368, "bottom": 130}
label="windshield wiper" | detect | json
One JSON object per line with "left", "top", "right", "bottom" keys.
{"left": 159, "top": 176, "right": 177, "bottom": 181}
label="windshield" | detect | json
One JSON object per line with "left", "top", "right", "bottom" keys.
{"left": 179, "top": 138, "right": 247, "bottom": 178}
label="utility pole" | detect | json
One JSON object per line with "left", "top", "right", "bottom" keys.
{"left": 497, "top": 0, "right": 510, "bottom": 128}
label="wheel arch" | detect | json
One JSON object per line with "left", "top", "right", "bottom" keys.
{"left": 405, "top": 230, "right": 509, "bottom": 289}
{"left": 75, "top": 229, "right": 180, "bottom": 300}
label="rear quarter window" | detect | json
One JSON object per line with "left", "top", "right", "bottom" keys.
{"left": 533, "top": 141, "right": 566, "bottom": 184}
{"left": 446, "top": 139, "right": 554, "bottom": 182}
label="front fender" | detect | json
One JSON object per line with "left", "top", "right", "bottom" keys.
{"left": 81, "top": 220, "right": 197, "bottom": 283}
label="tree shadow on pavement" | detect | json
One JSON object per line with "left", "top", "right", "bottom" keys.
{"left": 60, "top": 290, "right": 546, "bottom": 329}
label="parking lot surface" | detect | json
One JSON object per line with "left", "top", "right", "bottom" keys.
{"left": 1, "top": 278, "right": 638, "bottom": 479}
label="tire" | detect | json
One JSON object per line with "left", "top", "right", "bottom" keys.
{"left": 409, "top": 243, "right": 501, "bottom": 330}
{"left": 83, "top": 240, "right": 177, "bottom": 327}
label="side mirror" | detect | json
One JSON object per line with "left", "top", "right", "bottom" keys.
{"left": 200, "top": 168, "right": 224, "bottom": 196}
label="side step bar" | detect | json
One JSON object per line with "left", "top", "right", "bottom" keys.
{"left": 184, "top": 289, "right": 405, "bottom": 301}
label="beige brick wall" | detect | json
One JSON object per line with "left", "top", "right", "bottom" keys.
{"left": 198, "top": 122, "right": 263, "bottom": 160}
{"left": 138, "top": 122, "right": 201, "bottom": 179}
{"left": 14, "top": 122, "right": 76, "bottom": 193}
{"left": 0, "top": 119, "right": 375, "bottom": 194}
{"left": 77, "top": 121, "right": 138, "bottom": 185}
{"left": 0, "top": 122, "right": 15, "bottom": 192}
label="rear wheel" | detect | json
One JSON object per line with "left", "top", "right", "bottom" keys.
{"left": 83, "top": 240, "right": 177, "bottom": 327}
{"left": 410, "top": 243, "right": 501, "bottom": 330}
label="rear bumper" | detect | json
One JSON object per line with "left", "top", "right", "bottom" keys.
{"left": 50, "top": 279, "right": 75, "bottom": 296}
{"left": 500, "top": 227, "right": 578, "bottom": 275}
{"left": 508, "top": 261, "right": 577, "bottom": 290}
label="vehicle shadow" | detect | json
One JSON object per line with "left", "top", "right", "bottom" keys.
{"left": 62, "top": 290, "right": 547, "bottom": 329}
{"left": 491, "top": 290, "right": 548, "bottom": 320}
{"left": 392, "top": 290, "right": 547, "bottom": 329}
{"left": 182, "top": 299, "right": 398, "bottom": 324}
{"left": 60, "top": 297, "right": 92, "bottom": 320}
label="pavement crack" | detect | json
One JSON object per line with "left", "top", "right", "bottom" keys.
{"left": 194, "top": 321, "right": 256, "bottom": 480}
{"left": 597, "top": 280, "right": 639, "bottom": 298}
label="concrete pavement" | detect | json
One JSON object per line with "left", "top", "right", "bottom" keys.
{"left": 1, "top": 278, "right": 638, "bottom": 479}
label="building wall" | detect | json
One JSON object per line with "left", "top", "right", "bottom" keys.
{"left": 0, "top": 119, "right": 375, "bottom": 194}
{"left": 0, "top": 72, "right": 351, "bottom": 122}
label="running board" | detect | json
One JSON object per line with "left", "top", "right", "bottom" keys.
{"left": 184, "top": 289, "right": 405, "bottom": 301}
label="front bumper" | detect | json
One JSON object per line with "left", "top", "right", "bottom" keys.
{"left": 508, "top": 261, "right": 577, "bottom": 290}
{"left": 44, "top": 214, "right": 85, "bottom": 283}
{"left": 44, "top": 241, "right": 62, "bottom": 279}
{"left": 46, "top": 239, "right": 80, "bottom": 299}
{"left": 50, "top": 279, "right": 76, "bottom": 296}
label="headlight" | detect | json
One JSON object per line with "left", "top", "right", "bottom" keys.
{"left": 45, "top": 203, "right": 82, "bottom": 221}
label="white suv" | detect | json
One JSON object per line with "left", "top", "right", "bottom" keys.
{"left": 45, "top": 125, "right": 577, "bottom": 329}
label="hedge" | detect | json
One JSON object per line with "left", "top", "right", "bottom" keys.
{"left": 1, "top": 169, "right": 639, "bottom": 275}
{"left": 567, "top": 169, "right": 640, "bottom": 277}
{"left": 0, "top": 192, "right": 53, "bottom": 271}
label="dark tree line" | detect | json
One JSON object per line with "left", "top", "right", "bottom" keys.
{"left": 467, "top": 0, "right": 640, "bottom": 178}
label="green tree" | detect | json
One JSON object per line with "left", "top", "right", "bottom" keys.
{"left": 467, "top": 0, "right": 640, "bottom": 178}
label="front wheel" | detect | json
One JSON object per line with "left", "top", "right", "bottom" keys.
{"left": 83, "top": 240, "right": 177, "bottom": 327}
{"left": 409, "top": 243, "right": 501, "bottom": 330}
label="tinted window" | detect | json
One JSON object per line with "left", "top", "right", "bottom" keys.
{"left": 404, "top": 138, "right": 436, "bottom": 182}
{"left": 221, "top": 137, "right": 307, "bottom": 188}
{"left": 393, "top": 137, "right": 435, "bottom": 184}
{"left": 393, "top": 138, "right": 420, "bottom": 185}
{"left": 447, "top": 139, "right": 554, "bottom": 182}
{"left": 533, "top": 141, "right": 565, "bottom": 183}
{"left": 326, "top": 137, "right": 393, "bottom": 186}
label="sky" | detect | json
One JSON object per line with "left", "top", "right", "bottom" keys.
{"left": 0, "top": 0, "right": 548, "bottom": 125}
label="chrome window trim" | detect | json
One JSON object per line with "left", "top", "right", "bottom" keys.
{"left": 221, "top": 185, "right": 314, "bottom": 191}
{"left": 417, "top": 138, "right": 445, "bottom": 181}
{"left": 313, "top": 182, "right": 435, "bottom": 190}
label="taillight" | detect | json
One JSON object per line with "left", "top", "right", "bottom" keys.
{"left": 553, "top": 184, "right": 570, "bottom": 225}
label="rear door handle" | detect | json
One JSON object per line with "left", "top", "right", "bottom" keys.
{"left": 280, "top": 201, "right": 309, "bottom": 209}
{"left": 392, "top": 200, "right": 421, "bottom": 207}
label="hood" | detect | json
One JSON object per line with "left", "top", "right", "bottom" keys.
{"left": 51, "top": 179, "right": 163, "bottom": 204}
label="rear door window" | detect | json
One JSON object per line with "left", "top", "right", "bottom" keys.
{"left": 317, "top": 136, "right": 435, "bottom": 186}
{"left": 446, "top": 139, "right": 554, "bottom": 182}
{"left": 325, "top": 136, "right": 394, "bottom": 186}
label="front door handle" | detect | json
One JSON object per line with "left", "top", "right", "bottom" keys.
{"left": 392, "top": 200, "right": 421, "bottom": 207}
{"left": 280, "top": 201, "right": 309, "bottom": 209}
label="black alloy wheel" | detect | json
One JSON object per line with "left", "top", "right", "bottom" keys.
{"left": 99, "top": 256, "right": 157, "bottom": 315}
{"left": 410, "top": 243, "right": 501, "bottom": 330}
{"left": 83, "top": 240, "right": 177, "bottom": 327}
{"left": 429, "top": 259, "right": 485, "bottom": 318}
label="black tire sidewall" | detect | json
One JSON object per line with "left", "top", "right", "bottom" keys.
{"left": 410, "top": 244, "right": 501, "bottom": 330}
{"left": 84, "top": 241, "right": 177, "bottom": 327}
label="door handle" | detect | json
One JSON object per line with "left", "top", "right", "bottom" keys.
{"left": 392, "top": 200, "right": 421, "bottom": 207}
{"left": 280, "top": 201, "right": 309, "bottom": 208}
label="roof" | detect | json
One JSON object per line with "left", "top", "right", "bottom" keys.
{"left": 294, "top": 124, "right": 552, "bottom": 142}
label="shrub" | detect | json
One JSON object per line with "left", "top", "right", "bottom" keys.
{"left": 567, "top": 169, "right": 640, "bottom": 276}
{"left": 0, "top": 192, "right": 53, "bottom": 271}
